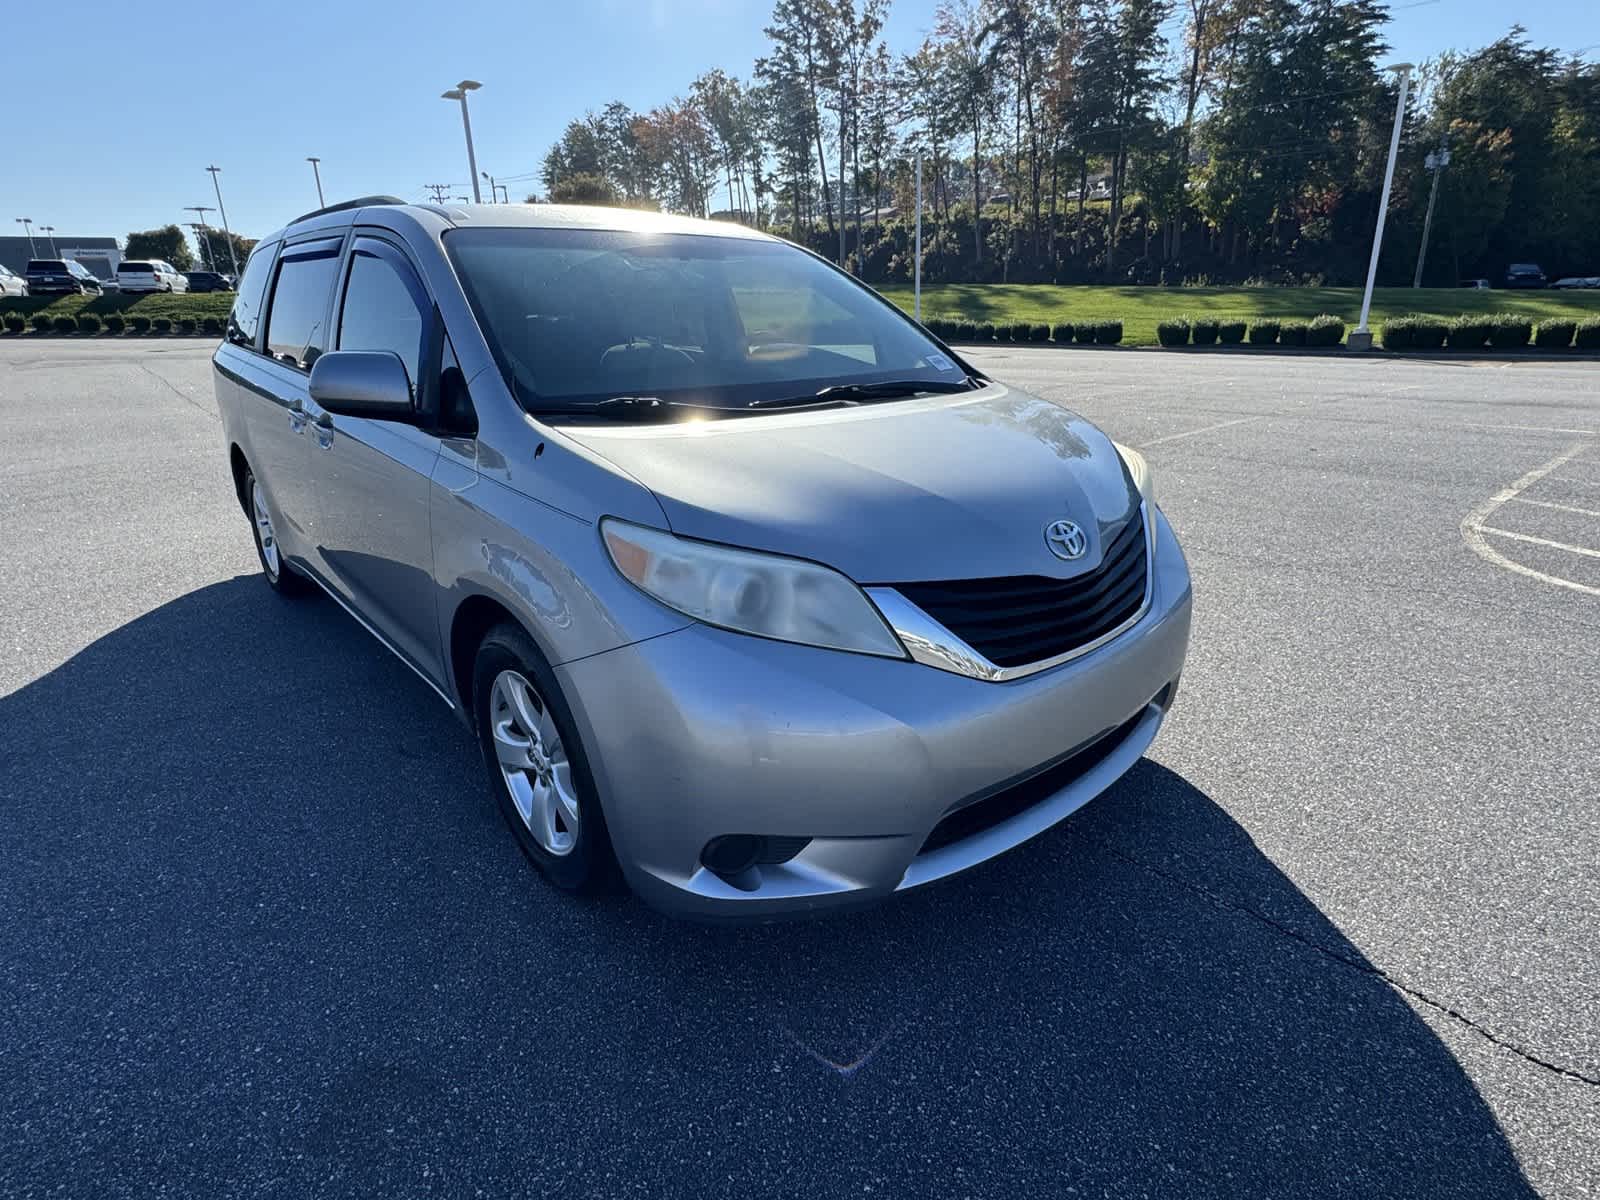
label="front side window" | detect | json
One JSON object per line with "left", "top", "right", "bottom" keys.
{"left": 337, "top": 248, "right": 425, "bottom": 392}
{"left": 226, "top": 241, "right": 277, "bottom": 349}
{"left": 264, "top": 242, "right": 341, "bottom": 369}
{"left": 445, "top": 228, "right": 966, "bottom": 413}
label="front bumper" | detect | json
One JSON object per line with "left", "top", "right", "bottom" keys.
{"left": 558, "top": 509, "right": 1193, "bottom": 919}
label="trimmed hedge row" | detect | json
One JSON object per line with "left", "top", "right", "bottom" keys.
{"left": 1152, "top": 313, "right": 1345, "bottom": 348}
{"left": 1382, "top": 313, "right": 1593, "bottom": 350}
{"left": 0, "top": 309, "right": 220, "bottom": 336}
{"left": 921, "top": 316, "right": 1123, "bottom": 345}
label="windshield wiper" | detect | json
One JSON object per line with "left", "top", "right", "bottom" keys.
{"left": 748, "top": 377, "right": 978, "bottom": 410}
{"left": 532, "top": 395, "right": 722, "bottom": 423}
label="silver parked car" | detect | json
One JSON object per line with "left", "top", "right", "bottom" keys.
{"left": 213, "top": 198, "right": 1192, "bottom": 919}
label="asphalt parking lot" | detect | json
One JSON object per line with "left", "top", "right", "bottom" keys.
{"left": 3, "top": 339, "right": 1597, "bottom": 1198}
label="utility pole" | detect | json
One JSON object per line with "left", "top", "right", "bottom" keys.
{"left": 40, "top": 225, "right": 59, "bottom": 256}
{"left": 185, "top": 206, "right": 216, "bottom": 269}
{"left": 1351, "top": 63, "right": 1414, "bottom": 351}
{"left": 914, "top": 150, "right": 923, "bottom": 322}
{"left": 307, "top": 157, "right": 325, "bottom": 207}
{"left": 424, "top": 183, "right": 452, "bottom": 204}
{"left": 441, "top": 81, "right": 483, "bottom": 203}
{"left": 15, "top": 218, "right": 37, "bottom": 256}
{"left": 205, "top": 165, "right": 242, "bottom": 278}
{"left": 1412, "top": 135, "right": 1450, "bottom": 289}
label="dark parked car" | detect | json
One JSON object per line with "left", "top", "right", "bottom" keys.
{"left": 1503, "top": 263, "right": 1547, "bottom": 289}
{"left": 24, "top": 259, "right": 102, "bottom": 296}
{"left": 185, "top": 270, "right": 235, "bottom": 293}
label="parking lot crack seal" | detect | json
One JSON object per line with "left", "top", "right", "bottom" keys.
{"left": 1088, "top": 835, "right": 1600, "bottom": 1089}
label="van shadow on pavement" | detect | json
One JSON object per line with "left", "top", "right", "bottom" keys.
{"left": 0, "top": 576, "right": 1534, "bottom": 1198}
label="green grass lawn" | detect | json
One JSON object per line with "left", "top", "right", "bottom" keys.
{"left": 877, "top": 284, "right": 1600, "bottom": 346}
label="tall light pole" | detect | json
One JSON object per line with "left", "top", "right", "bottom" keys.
{"left": 441, "top": 81, "right": 483, "bottom": 203}
{"left": 205, "top": 165, "right": 242, "bottom": 278}
{"left": 185, "top": 206, "right": 216, "bottom": 269}
{"left": 481, "top": 171, "right": 498, "bottom": 204}
{"left": 1412, "top": 136, "right": 1450, "bottom": 289}
{"left": 914, "top": 150, "right": 923, "bottom": 322}
{"left": 1351, "top": 63, "right": 1414, "bottom": 350}
{"left": 40, "top": 225, "right": 59, "bottom": 256}
{"left": 15, "top": 218, "right": 37, "bottom": 256}
{"left": 306, "top": 157, "right": 325, "bottom": 207}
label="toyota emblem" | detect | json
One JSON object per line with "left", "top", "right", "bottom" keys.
{"left": 1044, "top": 519, "right": 1088, "bottom": 561}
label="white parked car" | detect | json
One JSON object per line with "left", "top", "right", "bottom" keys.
{"left": 116, "top": 260, "right": 189, "bottom": 293}
{"left": 0, "top": 263, "right": 27, "bottom": 297}
{"left": 1551, "top": 276, "right": 1600, "bottom": 290}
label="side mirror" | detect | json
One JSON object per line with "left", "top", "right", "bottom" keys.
{"left": 308, "top": 350, "right": 414, "bottom": 421}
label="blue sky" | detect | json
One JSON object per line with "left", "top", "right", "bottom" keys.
{"left": 8, "top": 0, "right": 1594, "bottom": 247}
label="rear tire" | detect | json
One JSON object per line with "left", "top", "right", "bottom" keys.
{"left": 243, "top": 467, "right": 311, "bottom": 596}
{"left": 472, "top": 623, "right": 618, "bottom": 894}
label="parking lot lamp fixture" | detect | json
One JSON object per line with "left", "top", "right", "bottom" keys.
{"left": 307, "top": 157, "right": 325, "bottom": 207}
{"left": 442, "top": 81, "right": 483, "bottom": 203}
{"left": 15, "top": 218, "right": 37, "bottom": 256}
{"left": 40, "top": 225, "right": 59, "bottom": 256}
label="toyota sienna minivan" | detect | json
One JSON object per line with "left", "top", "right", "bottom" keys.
{"left": 213, "top": 197, "right": 1191, "bottom": 919}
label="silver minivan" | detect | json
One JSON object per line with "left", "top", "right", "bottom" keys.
{"left": 213, "top": 198, "right": 1192, "bottom": 919}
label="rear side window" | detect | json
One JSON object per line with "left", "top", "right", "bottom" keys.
{"left": 337, "top": 245, "right": 426, "bottom": 392}
{"left": 226, "top": 242, "right": 278, "bottom": 350}
{"left": 265, "top": 243, "right": 342, "bottom": 369}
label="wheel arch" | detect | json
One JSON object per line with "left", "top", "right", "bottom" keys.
{"left": 228, "top": 443, "right": 251, "bottom": 515}
{"left": 448, "top": 593, "right": 526, "bottom": 726}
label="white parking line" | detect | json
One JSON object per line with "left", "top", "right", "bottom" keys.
{"left": 1461, "top": 442, "right": 1600, "bottom": 597}
{"left": 1478, "top": 526, "right": 1600, "bottom": 560}
{"left": 1465, "top": 422, "right": 1600, "bottom": 435}
{"left": 1139, "top": 416, "right": 1263, "bottom": 448}
{"left": 1510, "top": 497, "right": 1600, "bottom": 518}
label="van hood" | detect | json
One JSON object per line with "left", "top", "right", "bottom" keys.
{"left": 558, "top": 383, "right": 1142, "bottom": 583}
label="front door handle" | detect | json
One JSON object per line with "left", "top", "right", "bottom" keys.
{"left": 288, "top": 397, "right": 308, "bottom": 434}
{"left": 313, "top": 410, "right": 334, "bottom": 449}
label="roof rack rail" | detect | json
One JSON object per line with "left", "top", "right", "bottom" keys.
{"left": 288, "top": 195, "right": 407, "bottom": 225}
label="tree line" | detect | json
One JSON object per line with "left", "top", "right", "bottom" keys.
{"left": 123, "top": 225, "right": 257, "bottom": 275}
{"left": 538, "top": 3, "right": 1600, "bottom": 286}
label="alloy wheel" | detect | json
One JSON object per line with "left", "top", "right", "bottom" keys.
{"left": 488, "top": 669, "right": 580, "bottom": 857}
{"left": 251, "top": 481, "right": 280, "bottom": 578}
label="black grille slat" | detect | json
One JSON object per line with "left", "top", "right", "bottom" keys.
{"left": 889, "top": 511, "right": 1150, "bottom": 669}
{"left": 918, "top": 709, "right": 1147, "bottom": 854}
{"left": 960, "top": 572, "right": 1147, "bottom": 652}
{"left": 921, "top": 549, "right": 1149, "bottom": 629}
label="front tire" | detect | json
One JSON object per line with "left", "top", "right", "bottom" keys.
{"left": 243, "top": 468, "right": 310, "bottom": 596}
{"left": 472, "top": 624, "right": 616, "bottom": 893}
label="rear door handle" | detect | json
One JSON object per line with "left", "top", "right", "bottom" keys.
{"left": 313, "top": 410, "right": 334, "bottom": 448}
{"left": 288, "top": 398, "right": 308, "bottom": 433}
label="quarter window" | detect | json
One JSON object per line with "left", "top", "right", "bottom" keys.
{"left": 337, "top": 248, "right": 425, "bottom": 392}
{"left": 226, "top": 242, "right": 278, "bottom": 350}
{"left": 264, "top": 242, "right": 341, "bottom": 369}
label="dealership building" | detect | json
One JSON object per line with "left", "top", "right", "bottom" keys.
{"left": 0, "top": 236, "right": 122, "bottom": 281}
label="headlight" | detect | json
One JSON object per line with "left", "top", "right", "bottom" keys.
{"left": 1114, "top": 442, "right": 1156, "bottom": 507}
{"left": 601, "top": 519, "right": 906, "bottom": 659}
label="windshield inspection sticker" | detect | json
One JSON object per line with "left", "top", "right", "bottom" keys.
{"left": 926, "top": 352, "right": 956, "bottom": 373}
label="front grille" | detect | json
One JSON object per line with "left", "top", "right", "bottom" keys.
{"left": 891, "top": 510, "right": 1149, "bottom": 669}
{"left": 918, "top": 709, "right": 1147, "bottom": 855}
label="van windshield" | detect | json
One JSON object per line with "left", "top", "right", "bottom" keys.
{"left": 445, "top": 227, "right": 967, "bottom": 413}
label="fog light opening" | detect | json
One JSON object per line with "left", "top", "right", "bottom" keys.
{"left": 702, "top": 835, "right": 762, "bottom": 878}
